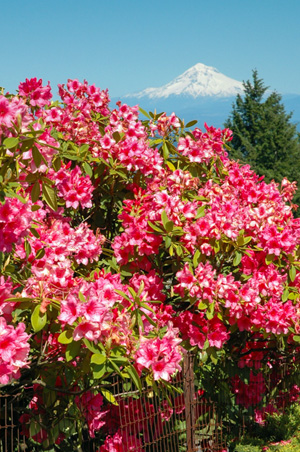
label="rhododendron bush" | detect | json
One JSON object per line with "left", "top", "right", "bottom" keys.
{"left": 1, "top": 77, "right": 300, "bottom": 449}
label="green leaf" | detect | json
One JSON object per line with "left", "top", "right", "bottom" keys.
{"left": 206, "top": 305, "right": 214, "bottom": 320}
{"left": 29, "top": 420, "right": 41, "bottom": 437}
{"left": 195, "top": 205, "right": 206, "bottom": 219}
{"left": 21, "top": 138, "right": 34, "bottom": 152}
{"left": 91, "top": 353, "right": 106, "bottom": 365}
{"left": 282, "top": 287, "right": 289, "bottom": 302}
{"left": 101, "top": 388, "right": 118, "bottom": 405}
{"left": 165, "top": 220, "right": 174, "bottom": 233}
{"left": 107, "top": 358, "right": 123, "bottom": 375}
{"left": 111, "top": 345, "right": 126, "bottom": 356}
{"left": 141, "top": 311, "right": 157, "bottom": 327}
{"left": 149, "top": 138, "right": 163, "bottom": 146}
{"left": 185, "top": 120, "right": 198, "bottom": 128}
{"left": 166, "top": 140, "right": 177, "bottom": 154}
{"left": 175, "top": 243, "right": 183, "bottom": 256}
{"left": 6, "top": 297, "right": 33, "bottom": 302}
{"left": 79, "top": 144, "right": 89, "bottom": 155}
{"left": 210, "top": 350, "right": 218, "bottom": 365}
{"left": 32, "top": 146, "right": 42, "bottom": 168}
{"left": 193, "top": 249, "right": 201, "bottom": 268}
{"left": 24, "top": 240, "right": 31, "bottom": 258}
{"left": 166, "top": 160, "right": 176, "bottom": 172}
{"left": 114, "top": 289, "right": 133, "bottom": 304}
{"left": 233, "top": 251, "right": 242, "bottom": 266}
{"left": 125, "top": 365, "right": 142, "bottom": 392}
{"left": 31, "top": 204, "right": 41, "bottom": 212}
{"left": 41, "top": 176, "right": 54, "bottom": 186}
{"left": 58, "top": 330, "right": 73, "bottom": 344}
{"left": 265, "top": 254, "right": 275, "bottom": 265}
{"left": 289, "top": 265, "right": 296, "bottom": 282}
{"left": 161, "top": 210, "right": 169, "bottom": 229}
{"left": 35, "top": 248, "right": 45, "bottom": 259}
{"left": 162, "top": 142, "right": 169, "bottom": 159}
{"left": 237, "top": 235, "right": 245, "bottom": 247}
{"left": 42, "top": 183, "right": 57, "bottom": 211}
{"left": 66, "top": 340, "right": 81, "bottom": 362}
{"left": 148, "top": 221, "right": 164, "bottom": 233}
{"left": 83, "top": 338, "right": 105, "bottom": 354}
{"left": 31, "top": 180, "right": 40, "bottom": 203}
{"left": 5, "top": 190, "right": 27, "bottom": 203}
{"left": 25, "top": 174, "right": 37, "bottom": 184}
{"left": 137, "top": 280, "right": 145, "bottom": 297}
{"left": 78, "top": 291, "right": 86, "bottom": 302}
{"left": 112, "top": 132, "right": 121, "bottom": 143}
{"left": 110, "top": 355, "right": 129, "bottom": 366}
{"left": 164, "top": 236, "right": 171, "bottom": 248}
{"left": 31, "top": 304, "right": 47, "bottom": 333}
{"left": 92, "top": 363, "right": 107, "bottom": 379}
{"left": 293, "top": 335, "right": 300, "bottom": 342}
{"left": 243, "top": 236, "right": 252, "bottom": 245}
{"left": 52, "top": 156, "right": 61, "bottom": 171}
{"left": 83, "top": 162, "right": 93, "bottom": 177}
{"left": 139, "top": 107, "right": 150, "bottom": 119}
{"left": 29, "top": 227, "right": 40, "bottom": 238}
{"left": 3, "top": 137, "right": 19, "bottom": 149}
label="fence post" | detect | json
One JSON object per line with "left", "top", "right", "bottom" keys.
{"left": 183, "top": 352, "right": 195, "bottom": 452}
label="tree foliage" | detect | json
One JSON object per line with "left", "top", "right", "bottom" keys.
{"left": 225, "top": 70, "right": 300, "bottom": 208}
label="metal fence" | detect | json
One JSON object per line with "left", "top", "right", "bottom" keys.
{"left": 0, "top": 353, "right": 298, "bottom": 452}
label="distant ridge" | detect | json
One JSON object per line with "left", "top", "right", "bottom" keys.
{"left": 126, "top": 63, "right": 244, "bottom": 99}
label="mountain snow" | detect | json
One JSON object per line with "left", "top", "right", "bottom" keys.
{"left": 127, "top": 63, "right": 244, "bottom": 99}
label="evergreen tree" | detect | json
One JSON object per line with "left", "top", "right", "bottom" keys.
{"left": 225, "top": 70, "right": 300, "bottom": 209}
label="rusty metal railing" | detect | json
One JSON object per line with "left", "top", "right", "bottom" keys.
{"left": 0, "top": 353, "right": 298, "bottom": 451}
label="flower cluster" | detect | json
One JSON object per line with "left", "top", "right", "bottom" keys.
{"left": 51, "top": 164, "right": 94, "bottom": 209}
{"left": 135, "top": 323, "right": 182, "bottom": 381}
{"left": 0, "top": 198, "right": 32, "bottom": 252}
{"left": 0, "top": 318, "right": 30, "bottom": 384}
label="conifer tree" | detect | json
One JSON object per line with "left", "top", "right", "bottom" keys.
{"left": 225, "top": 70, "right": 300, "bottom": 209}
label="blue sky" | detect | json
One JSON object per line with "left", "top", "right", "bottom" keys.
{"left": 2, "top": 0, "right": 300, "bottom": 98}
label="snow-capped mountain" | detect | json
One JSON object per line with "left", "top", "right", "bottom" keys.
{"left": 116, "top": 63, "right": 300, "bottom": 130}
{"left": 127, "top": 63, "right": 244, "bottom": 99}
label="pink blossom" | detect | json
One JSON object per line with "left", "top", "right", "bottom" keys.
{"left": 0, "top": 96, "right": 18, "bottom": 127}
{"left": 0, "top": 276, "right": 15, "bottom": 321}
{"left": 136, "top": 323, "right": 182, "bottom": 381}
{"left": 18, "top": 78, "right": 52, "bottom": 107}
{"left": 0, "top": 198, "right": 32, "bottom": 252}
{"left": 0, "top": 318, "right": 30, "bottom": 384}
{"left": 99, "top": 430, "right": 145, "bottom": 452}
{"left": 52, "top": 165, "right": 94, "bottom": 209}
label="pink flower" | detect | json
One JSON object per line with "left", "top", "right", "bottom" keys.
{"left": 58, "top": 295, "right": 82, "bottom": 325}
{"left": 52, "top": 165, "right": 94, "bottom": 209}
{"left": 99, "top": 430, "right": 144, "bottom": 452}
{"left": 207, "top": 316, "right": 229, "bottom": 349}
{"left": 0, "top": 276, "right": 15, "bottom": 321}
{"left": 136, "top": 323, "right": 182, "bottom": 381}
{"left": 0, "top": 96, "right": 18, "bottom": 127}
{"left": 0, "top": 318, "right": 30, "bottom": 384}
{"left": 0, "top": 198, "right": 32, "bottom": 252}
{"left": 18, "top": 78, "right": 52, "bottom": 107}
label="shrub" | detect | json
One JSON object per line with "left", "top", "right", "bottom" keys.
{"left": 0, "top": 78, "right": 300, "bottom": 448}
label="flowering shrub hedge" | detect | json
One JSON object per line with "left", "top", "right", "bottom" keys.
{"left": 0, "top": 78, "right": 300, "bottom": 449}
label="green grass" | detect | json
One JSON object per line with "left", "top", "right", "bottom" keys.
{"left": 230, "top": 403, "right": 300, "bottom": 452}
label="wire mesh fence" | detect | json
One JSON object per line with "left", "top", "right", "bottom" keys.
{"left": 0, "top": 352, "right": 298, "bottom": 452}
